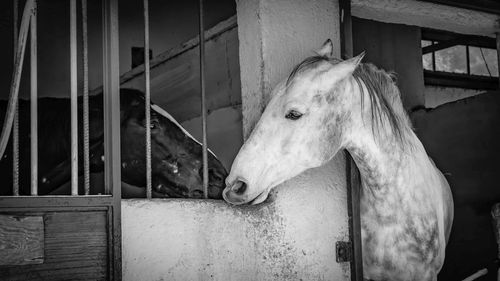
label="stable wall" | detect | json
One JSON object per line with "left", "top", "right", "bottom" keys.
{"left": 411, "top": 92, "right": 500, "bottom": 281}
{"left": 122, "top": 153, "right": 350, "bottom": 281}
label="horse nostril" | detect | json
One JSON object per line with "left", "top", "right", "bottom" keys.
{"left": 231, "top": 180, "right": 247, "bottom": 195}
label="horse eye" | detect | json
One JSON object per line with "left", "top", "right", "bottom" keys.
{"left": 285, "top": 110, "right": 303, "bottom": 120}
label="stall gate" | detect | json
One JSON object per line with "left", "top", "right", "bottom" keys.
{"left": 0, "top": 0, "right": 121, "bottom": 280}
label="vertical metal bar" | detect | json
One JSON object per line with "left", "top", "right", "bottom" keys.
{"left": 143, "top": 0, "right": 152, "bottom": 199}
{"left": 496, "top": 33, "right": 500, "bottom": 87}
{"left": 103, "top": 0, "right": 121, "bottom": 278}
{"left": 198, "top": 0, "right": 208, "bottom": 199}
{"left": 432, "top": 41, "right": 436, "bottom": 71}
{"left": 466, "top": 45, "right": 470, "bottom": 75}
{"left": 0, "top": 0, "right": 34, "bottom": 165}
{"left": 82, "top": 0, "right": 90, "bottom": 195}
{"left": 12, "top": 0, "right": 19, "bottom": 196}
{"left": 340, "top": 0, "right": 364, "bottom": 280}
{"left": 70, "top": 0, "right": 78, "bottom": 195}
{"left": 30, "top": 0, "right": 37, "bottom": 196}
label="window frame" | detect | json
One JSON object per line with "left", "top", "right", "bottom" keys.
{"left": 421, "top": 28, "right": 498, "bottom": 90}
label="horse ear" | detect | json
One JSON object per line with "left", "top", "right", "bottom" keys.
{"left": 345, "top": 51, "right": 365, "bottom": 68}
{"left": 316, "top": 39, "right": 334, "bottom": 58}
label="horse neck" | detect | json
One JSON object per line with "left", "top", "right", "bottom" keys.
{"left": 342, "top": 89, "right": 420, "bottom": 197}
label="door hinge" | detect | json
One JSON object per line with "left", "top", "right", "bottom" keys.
{"left": 336, "top": 241, "right": 352, "bottom": 263}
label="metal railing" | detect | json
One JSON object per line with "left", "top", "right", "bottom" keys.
{"left": 2, "top": 0, "right": 211, "bottom": 199}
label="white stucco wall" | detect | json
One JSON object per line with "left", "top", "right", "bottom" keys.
{"left": 122, "top": 153, "right": 350, "bottom": 281}
{"left": 236, "top": 0, "right": 341, "bottom": 139}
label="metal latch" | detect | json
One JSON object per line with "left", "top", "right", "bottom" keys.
{"left": 335, "top": 241, "right": 352, "bottom": 263}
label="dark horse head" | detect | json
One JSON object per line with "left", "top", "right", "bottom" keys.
{"left": 118, "top": 89, "right": 227, "bottom": 198}
{"left": 0, "top": 88, "right": 227, "bottom": 198}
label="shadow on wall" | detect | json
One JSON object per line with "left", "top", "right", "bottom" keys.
{"left": 411, "top": 91, "right": 500, "bottom": 281}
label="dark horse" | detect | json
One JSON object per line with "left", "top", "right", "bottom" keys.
{"left": 0, "top": 88, "right": 227, "bottom": 198}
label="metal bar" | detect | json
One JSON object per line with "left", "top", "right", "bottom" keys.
{"left": 496, "top": 32, "right": 500, "bottom": 87}
{"left": 0, "top": 0, "right": 34, "bottom": 162}
{"left": 339, "top": 0, "right": 364, "bottom": 280}
{"left": 70, "top": 0, "right": 78, "bottom": 196}
{"left": 12, "top": 0, "right": 19, "bottom": 196}
{"left": 432, "top": 42, "right": 436, "bottom": 71}
{"left": 30, "top": 0, "right": 37, "bottom": 196}
{"left": 143, "top": 0, "right": 152, "bottom": 199}
{"left": 102, "top": 0, "right": 122, "bottom": 279}
{"left": 466, "top": 45, "right": 470, "bottom": 75}
{"left": 82, "top": 0, "right": 90, "bottom": 195}
{"left": 198, "top": 0, "right": 208, "bottom": 199}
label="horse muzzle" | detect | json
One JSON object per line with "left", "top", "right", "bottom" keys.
{"left": 222, "top": 179, "right": 249, "bottom": 205}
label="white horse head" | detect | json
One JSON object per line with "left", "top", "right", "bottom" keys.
{"left": 223, "top": 40, "right": 369, "bottom": 205}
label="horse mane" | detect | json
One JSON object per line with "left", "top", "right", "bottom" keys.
{"left": 287, "top": 56, "right": 413, "bottom": 148}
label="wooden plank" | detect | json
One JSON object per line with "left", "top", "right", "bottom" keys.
{"left": 0, "top": 215, "right": 44, "bottom": 266}
{"left": 0, "top": 211, "right": 108, "bottom": 281}
{"left": 0, "top": 195, "right": 113, "bottom": 208}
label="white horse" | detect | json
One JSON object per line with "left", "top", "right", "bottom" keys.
{"left": 223, "top": 40, "right": 454, "bottom": 280}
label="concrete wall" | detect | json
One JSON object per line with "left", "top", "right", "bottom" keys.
{"left": 236, "top": 0, "right": 341, "bottom": 138}
{"left": 352, "top": 0, "right": 498, "bottom": 38}
{"left": 122, "top": 152, "right": 350, "bottom": 281}
{"left": 411, "top": 92, "right": 500, "bottom": 281}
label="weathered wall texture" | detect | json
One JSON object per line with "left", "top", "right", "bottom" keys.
{"left": 352, "top": 17, "right": 425, "bottom": 110}
{"left": 424, "top": 86, "right": 485, "bottom": 109}
{"left": 411, "top": 92, "right": 500, "bottom": 281}
{"left": 122, "top": 152, "right": 350, "bottom": 281}
{"left": 352, "top": 0, "right": 498, "bottom": 38}
{"left": 236, "top": 0, "right": 341, "bottom": 139}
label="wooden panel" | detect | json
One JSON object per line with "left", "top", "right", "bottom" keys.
{"left": 0, "top": 211, "right": 108, "bottom": 281}
{"left": 0, "top": 215, "right": 44, "bottom": 265}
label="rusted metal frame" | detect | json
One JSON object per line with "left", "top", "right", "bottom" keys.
{"left": 30, "top": 0, "right": 38, "bottom": 196}
{"left": 102, "top": 0, "right": 122, "bottom": 279}
{"left": 198, "top": 0, "right": 209, "bottom": 199}
{"left": 0, "top": 195, "right": 113, "bottom": 208}
{"left": 340, "top": 0, "right": 364, "bottom": 280}
{"left": 12, "top": 0, "right": 19, "bottom": 196}
{"left": 82, "top": 0, "right": 90, "bottom": 196}
{"left": 70, "top": 0, "right": 79, "bottom": 196}
{"left": 2, "top": 0, "right": 34, "bottom": 191}
{"left": 143, "top": 0, "right": 152, "bottom": 199}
